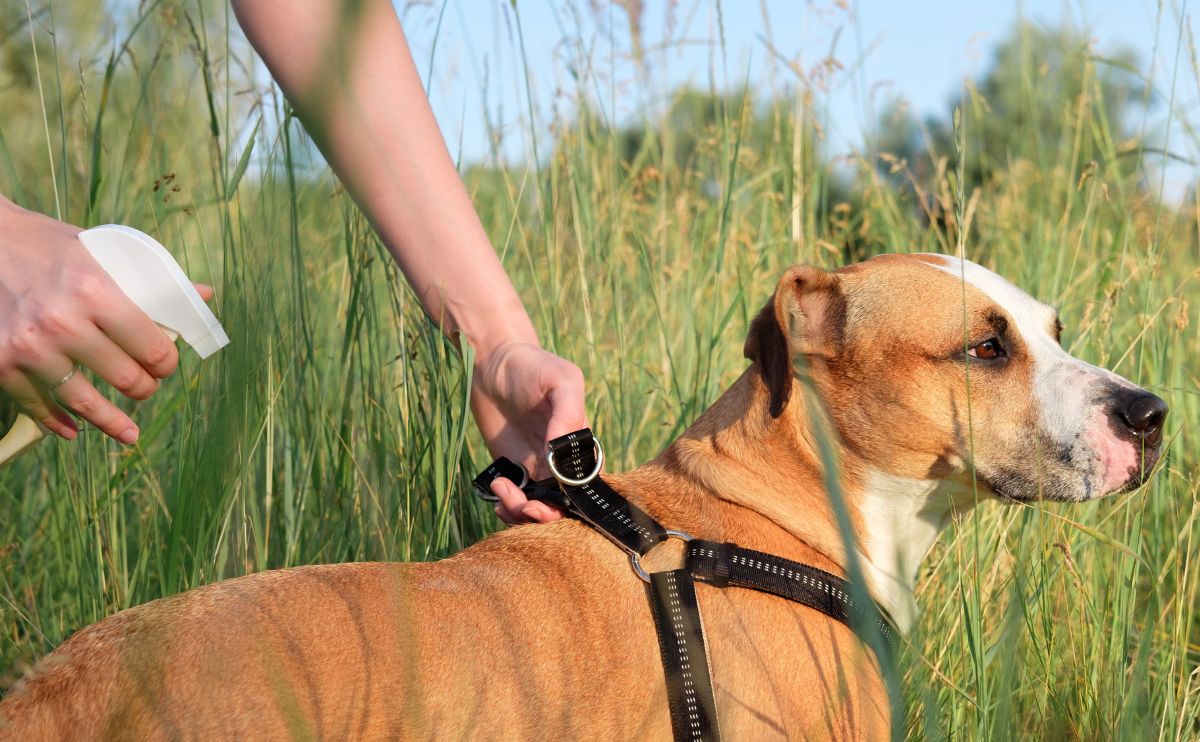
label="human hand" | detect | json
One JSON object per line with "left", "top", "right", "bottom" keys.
{"left": 0, "top": 199, "right": 213, "bottom": 444}
{"left": 470, "top": 340, "right": 588, "bottom": 525}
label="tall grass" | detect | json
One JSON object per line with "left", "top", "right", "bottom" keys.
{"left": 0, "top": 2, "right": 1197, "bottom": 738}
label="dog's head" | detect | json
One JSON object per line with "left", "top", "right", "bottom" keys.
{"left": 744, "top": 253, "right": 1167, "bottom": 502}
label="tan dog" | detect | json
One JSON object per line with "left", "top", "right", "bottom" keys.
{"left": 0, "top": 254, "right": 1167, "bottom": 740}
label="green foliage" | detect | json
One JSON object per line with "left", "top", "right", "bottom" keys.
{"left": 558, "top": 86, "right": 854, "bottom": 251}
{"left": 874, "top": 22, "right": 1148, "bottom": 196}
{"left": 0, "top": 4, "right": 1197, "bottom": 740}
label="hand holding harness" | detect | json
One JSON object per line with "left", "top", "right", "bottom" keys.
{"left": 474, "top": 429, "right": 896, "bottom": 741}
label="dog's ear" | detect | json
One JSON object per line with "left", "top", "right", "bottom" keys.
{"left": 743, "top": 265, "right": 843, "bottom": 417}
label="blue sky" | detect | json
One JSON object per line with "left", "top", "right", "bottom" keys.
{"left": 392, "top": 0, "right": 1195, "bottom": 201}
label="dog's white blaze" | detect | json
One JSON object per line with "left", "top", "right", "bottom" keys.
{"left": 925, "top": 254, "right": 1138, "bottom": 497}
{"left": 929, "top": 258, "right": 1123, "bottom": 425}
{"left": 925, "top": 255, "right": 1082, "bottom": 438}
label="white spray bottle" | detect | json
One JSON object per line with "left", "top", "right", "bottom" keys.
{"left": 0, "top": 225, "right": 229, "bottom": 465}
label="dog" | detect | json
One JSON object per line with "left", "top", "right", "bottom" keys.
{"left": 0, "top": 253, "right": 1167, "bottom": 739}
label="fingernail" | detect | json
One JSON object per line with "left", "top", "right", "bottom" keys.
{"left": 118, "top": 427, "right": 139, "bottom": 444}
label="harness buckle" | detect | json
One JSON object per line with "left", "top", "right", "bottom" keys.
{"left": 630, "top": 530, "right": 694, "bottom": 582}
{"left": 546, "top": 437, "right": 604, "bottom": 487}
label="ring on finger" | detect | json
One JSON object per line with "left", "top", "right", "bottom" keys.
{"left": 46, "top": 364, "right": 80, "bottom": 392}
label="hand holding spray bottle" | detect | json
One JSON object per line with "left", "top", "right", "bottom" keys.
{"left": 0, "top": 226, "right": 229, "bottom": 465}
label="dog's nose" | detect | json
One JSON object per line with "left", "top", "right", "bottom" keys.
{"left": 1114, "top": 390, "right": 1168, "bottom": 445}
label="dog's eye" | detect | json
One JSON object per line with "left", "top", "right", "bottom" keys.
{"left": 968, "top": 338, "right": 1005, "bottom": 360}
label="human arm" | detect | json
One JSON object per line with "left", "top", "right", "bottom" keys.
{"left": 231, "top": 0, "right": 584, "bottom": 522}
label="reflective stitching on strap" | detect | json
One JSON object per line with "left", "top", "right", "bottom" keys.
{"left": 730, "top": 554, "right": 851, "bottom": 605}
{"left": 685, "top": 539, "right": 899, "bottom": 649}
{"left": 580, "top": 481, "right": 656, "bottom": 541}
{"left": 664, "top": 572, "right": 705, "bottom": 741}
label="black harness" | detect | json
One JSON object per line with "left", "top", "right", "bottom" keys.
{"left": 473, "top": 428, "right": 896, "bottom": 741}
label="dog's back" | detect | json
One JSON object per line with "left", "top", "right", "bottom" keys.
{"left": 1, "top": 515, "right": 885, "bottom": 740}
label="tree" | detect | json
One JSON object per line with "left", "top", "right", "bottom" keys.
{"left": 871, "top": 22, "right": 1148, "bottom": 196}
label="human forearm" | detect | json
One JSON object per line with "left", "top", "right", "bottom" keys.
{"left": 234, "top": 1, "right": 586, "bottom": 523}
{"left": 232, "top": 0, "right": 536, "bottom": 356}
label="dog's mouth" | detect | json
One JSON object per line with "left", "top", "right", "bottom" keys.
{"left": 977, "top": 467, "right": 1074, "bottom": 503}
{"left": 1114, "top": 445, "right": 1163, "bottom": 494}
{"left": 978, "top": 438, "right": 1163, "bottom": 504}
{"left": 1093, "top": 428, "right": 1165, "bottom": 496}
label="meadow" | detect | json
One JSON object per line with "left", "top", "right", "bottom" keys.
{"left": 0, "top": 2, "right": 1197, "bottom": 739}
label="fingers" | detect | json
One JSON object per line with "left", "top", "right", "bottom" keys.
{"left": 537, "top": 361, "right": 588, "bottom": 480}
{"left": 543, "top": 360, "right": 587, "bottom": 439}
{"left": 66, "top": 324, "right": 160, "bottom": 401}
{"left": 0, "top": 211, "right": 199, "bottom": 449}
{"left": 493, "top": 504, "right": 516, "bottom": 526}
{"left": 4, "top": 315, "right": 167, "bottom": 445}
{"left": 193, "top": 283, "right": 215, "bottom": 302}
{"left": 491, "top": 477, "right": 530, "bottom": 522}
{"left": 472, "top": 345, "right": 586, "bottom": 525}
{"left": 29, "top": 359, "right": 139, "bottom": 444}
{"left": 521, "top": 501, "right": 565, "bottom": 523}
{"left": 489, "top": 477, "right": 564, "bottom": 525}
{"left": 0, "top": 371, "right": 76, "bottom": 439}
{"left": 88, "top": 282, "right": 179, "bottom": 379}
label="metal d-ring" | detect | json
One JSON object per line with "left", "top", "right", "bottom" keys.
{"left": 630, "top": 530, "right": 694, "bottom": 583}
{"left": 546, "top": 437, "right": 604, "bottom": 487}
{"left": 510, "top": 463, "right": 529, "bottom": 491}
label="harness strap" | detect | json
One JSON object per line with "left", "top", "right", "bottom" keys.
{"left": 686, "top": 540, "right": 897, "bottom": 650}
{"left": 473, "top": 458, "right": 572, "bottom": 510}
{"left": 646, "top": 569, "right": 721, "bottom": 742}
{"left": 546, "top": 429, "right": 666, "bottom": 556}
{"left": 546, "top": 430, "right": 719, "bottom": 742}
{"left": 472, "top": 429, "right": 897, "bottom": 741}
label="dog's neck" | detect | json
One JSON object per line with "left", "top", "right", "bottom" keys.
{"left": 635, "top": 369, "right": 977, "bottom": 632}
{"left": 851, "top": 469, "right": 978, "bottom": 630}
